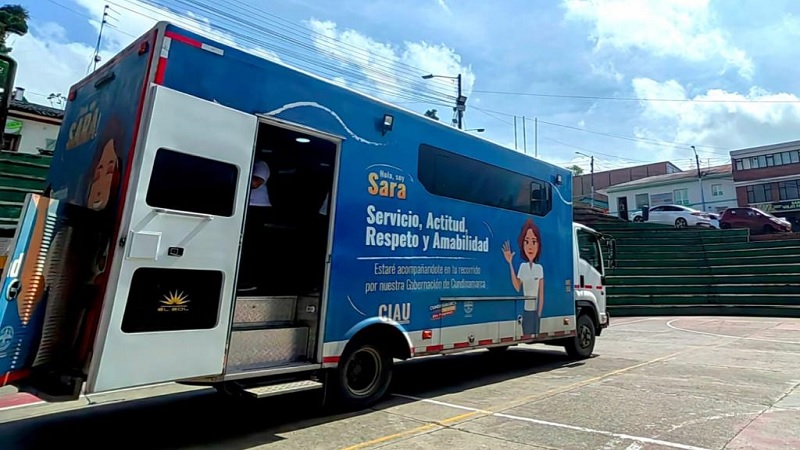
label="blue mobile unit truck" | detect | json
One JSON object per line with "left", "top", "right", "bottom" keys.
{"left": 0, "top": 22, "right": 613, "bottom": 407}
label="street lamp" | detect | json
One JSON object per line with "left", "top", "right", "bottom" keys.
{"left": 575, "top": 151, "right": 595, "bottom": 209}
{"left": 421, "top": 73, "right": 466, "bottom": 129}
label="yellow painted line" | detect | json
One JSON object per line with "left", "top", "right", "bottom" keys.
{"left": 341, "top": 350, "right": 687, "bottom": 449}
{"left": 488, "top": 349, "right": 686, "bottom": 413}
{"left": 340, "top": 411, "right": 481, "bottom": 450}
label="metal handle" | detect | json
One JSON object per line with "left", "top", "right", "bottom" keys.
{"left": 153, "top": 208, "right": 214, "bottom": 220}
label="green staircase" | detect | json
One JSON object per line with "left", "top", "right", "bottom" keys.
{"left": 591, "top": 222, "right": 800, "bottom": 318}
{"left": 0, "top": 151, "right": 52, "bottom": 234}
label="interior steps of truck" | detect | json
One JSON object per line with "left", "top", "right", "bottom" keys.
{"left": 232, "top": 295, "right": 298, "bottom": 329}
{"left": 240, "top": 379, "right": 323, "bottom": 399}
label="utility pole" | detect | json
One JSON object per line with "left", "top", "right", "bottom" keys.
{"left": 692, "top": 145, "right": 707, "bottom": 212}
{"left": 456, "top": 74, "right": 467, "bottom": 130}
{"left": 421, "top": 73, "right": 466, "bottom": 130}
{"left": 589, "top": 155, "right": 595, "bottom": 209}
{"left": 576, "top": 151, "right": 595, "bottom": 208}
{"left": 522, "top": 115, "right": 527, "bottom": 154}
{"left": 513, "top": 116, "right": 518, "bottom": 150}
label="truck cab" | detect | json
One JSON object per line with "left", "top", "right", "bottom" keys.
{"left": 559, "top": 223, "right": 612, "bottom": 358}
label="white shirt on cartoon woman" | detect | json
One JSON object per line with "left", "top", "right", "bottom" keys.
{"left": 517, "top": 262, "right": 543, "bottom": 312}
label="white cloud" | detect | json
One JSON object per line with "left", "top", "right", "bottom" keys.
{"left": 435, "top": 0, "right": 452, "bottom": 14}
{"left": 18, "top": 0, "right": 469, "bottom": 121}
{"left": 589, "top": 61, "right": 623, "bottom": 83}
{"left": 13, "top": 0, "right": 281, "bottom": 101}
{"left": 11, "top": 22, "right": 116, "bottom": 102}
{"left": 631, "top": 77, "right": 800, "bottom": 155}
{"left": 563, "top": 0, "right": 754, "bottom": 79}
{"left": 305, "top": 19, "right": 475, "bottom": 105}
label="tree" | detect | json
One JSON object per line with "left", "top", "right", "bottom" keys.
{"left": 0, "top": 5, "right": 29, "bottom": 54}
{"left": 568, "top": 165, "right": 584, "bottom": 176}
{"left": 424, "top": 109, "right": 439, "bottom": 121}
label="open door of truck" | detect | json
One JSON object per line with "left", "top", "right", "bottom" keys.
{"left": 86, "top": 85, "right": 257, "bottom": 393}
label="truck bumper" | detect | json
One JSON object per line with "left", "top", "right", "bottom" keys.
{"left": 600, "top": 311, "right": 610, "bottom": 329}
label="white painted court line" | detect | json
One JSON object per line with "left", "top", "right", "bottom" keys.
{"left": 394, "top": 394, "right": 710, "bottom": 450}
{"left": 609, "top": 318, "right": 663, "bottom": 327}
{"left": 666, "top": 319, "right": 800, "bottom": 345}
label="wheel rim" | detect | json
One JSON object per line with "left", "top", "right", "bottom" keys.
{"left": 676, "top": 219, "right": 686, "bottom": 228}
{"left": 345, "top": 347, "right": 382, "bottom": 397}
{"left": 579, "top": 324, "right": 593, "bottom": 349}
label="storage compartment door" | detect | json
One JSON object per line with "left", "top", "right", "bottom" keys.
{"left": 86, "top": 85, "right": 257, "bottom": 393}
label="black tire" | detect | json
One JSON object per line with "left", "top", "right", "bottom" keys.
{"left": 332, "top": 341, "right": 393, "bottom": 410}
{"left": 487, "top": 345, "right": 509, "bottom": 353}
{"left": 633, "top": 216, "right": 643, "bottom": 222}
{"left": 675, "top": 218, "right": 688, "bottom": 228}
{"left": 720, "top": 222, "right": 731, "bottom": 229}
{"left": 564, "top": 313, "right": 596, "bottom": 359}
{"left": 212, "top": 382, "right": 248, "bottom": 403}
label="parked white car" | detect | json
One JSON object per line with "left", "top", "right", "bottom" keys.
{"left": 707, "top": 212, "right": 721, "bottom": 229}
{"left": 632, "top": 204, "right": 714, "bottom": 228}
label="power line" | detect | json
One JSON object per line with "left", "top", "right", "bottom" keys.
{"left": 472, "top": 105, "right": 730, "bottom": 156}
{"left": 46, "top": 0, "right": 137, "bottom": 38}
{"left": 472, "top": 88, "right": 800, "bottom": 104}
{"left": 96, "top": 0, "right": 450, "bottom": 106}
{"left": 138, "top": 0, "right": 459, "bottom": 103}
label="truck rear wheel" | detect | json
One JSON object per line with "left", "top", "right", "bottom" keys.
{"left": 564, "top": 313, "right": 596, "bottom": 359}
{"left": 332, "top": 341, "right": 393, "bottom": 410}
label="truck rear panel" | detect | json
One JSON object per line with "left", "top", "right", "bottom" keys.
{"left": 0, "top": 27, "right": 160, "bottom": 391}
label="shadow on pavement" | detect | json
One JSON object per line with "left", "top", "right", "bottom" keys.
{"left": 0, "top": 346, "right": 582, "bottom": 449}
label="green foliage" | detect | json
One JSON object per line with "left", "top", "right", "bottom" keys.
{"left": 0, "top": 5, "right": 29, "bottom": 54}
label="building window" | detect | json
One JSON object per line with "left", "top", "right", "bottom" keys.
{"left": 634, "top": 193, "right": 649, "bottom": 209}
{"left": 735, "top": 150, "right": 800, "bottom": 170}
{"left": 146, "top": 148, "right": 239, "bottom": 217}
{"left": 711, "top": 184, "right": 723, "bottom": 197}
{"left": 746, "top": 184, "right": 774, "bottom": 203}
{"left": 778, "top": 180, "right": 800, "bottom": 201}
{"left": 1, "top": 134, "right": 20, "bottom": 152}
{"left": 673, "top": 188, "right": 689, "bottom": 206}
{"left": 417, "top": 144, "right": 552, "bottom": 216}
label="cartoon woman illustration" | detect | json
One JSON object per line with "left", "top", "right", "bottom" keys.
{"left": 72, "top": 117, "right": 124, "bottom": 365}
{"left": 502, "top": 218, "right": 544, "bottom": 337}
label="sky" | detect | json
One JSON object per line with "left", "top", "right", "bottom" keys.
{"left": 14, "top": 0, "right": 800, "bottom": 173}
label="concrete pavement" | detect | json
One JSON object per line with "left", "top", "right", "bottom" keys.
{"left": 1, "top": 316, "right": 799, "bottom": 449}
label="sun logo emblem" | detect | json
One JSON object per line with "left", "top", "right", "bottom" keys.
{"left": 161, "top": 290, "right": 190, "bottom": 306}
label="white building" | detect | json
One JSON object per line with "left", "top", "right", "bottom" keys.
{"left": 601, "top": 164, "right": 737, "bottom": 217}
{"left": 3, "top": 89, "right": 63, "bottom": 154}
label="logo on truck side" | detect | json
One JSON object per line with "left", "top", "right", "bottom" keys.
{"left": 378, "top": 303, "right": 411, "bottom": 324}
{"left": 0, "top": 326, "right": 13, "bottom": 353}
{"left": 158, "top": 290, "right": 190, "bottom": 312}
{"left": 368, "top": 170, "right": 407, "bottom": 200}
{"left": 66, "top": 101, "right": 101, "bottom": 150}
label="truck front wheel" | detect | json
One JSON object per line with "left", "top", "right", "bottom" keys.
{"left": 333, "top": 341, "right": 393, "bottom": 410}
{"left": 564, "top": 313, "right": 596, "bottom": 359}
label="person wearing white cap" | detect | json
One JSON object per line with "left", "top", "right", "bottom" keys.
{"left": 238, "top": 159, "right": 273, "bottom": 292}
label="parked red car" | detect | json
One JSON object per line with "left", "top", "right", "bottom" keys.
{"left": 719, "top": 207, "right": 792, "bottom": 234}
